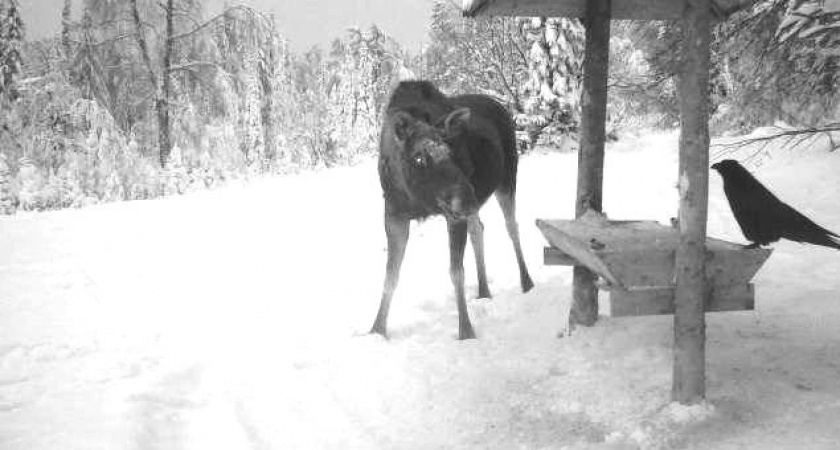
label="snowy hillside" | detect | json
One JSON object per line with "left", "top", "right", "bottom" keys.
{"left": 1, "top": 130, "right": 839, "bottom": 449}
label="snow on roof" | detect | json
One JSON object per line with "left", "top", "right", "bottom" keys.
{"left": 462, "top": 0, "right": 757, "bottom": 20}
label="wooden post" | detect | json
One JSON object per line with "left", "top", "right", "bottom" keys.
{"left": 571, "top": 0, "right": 611, "bottom": 328}
{"left": 673, "top": 0, "right": 711, "bottom": 404}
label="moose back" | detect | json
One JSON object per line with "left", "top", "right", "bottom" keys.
{"left": 370, "top": 80, "right": 533, "bottom": 340}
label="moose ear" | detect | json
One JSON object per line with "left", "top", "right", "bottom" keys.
{"left": 443, "top": 108, "right": 470, "bottom": 136}
{"left": 390, "top": 111, "right": 414, "bottom": 142}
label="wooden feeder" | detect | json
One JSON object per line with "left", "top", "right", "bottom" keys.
{"left": 537, "top": 215, "right": 772, "bottom": 316}
{"left": 463, "top": 0, "right": 759, "bottom": 404}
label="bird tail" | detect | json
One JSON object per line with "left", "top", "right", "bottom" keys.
{"left": 815, "top": 229, "right": 840, "bottom": 250}
{"left": 796, "top": 219, "right": 840, "bottom": 250}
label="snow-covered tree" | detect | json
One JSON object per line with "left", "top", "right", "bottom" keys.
{"left": 212, "top": 8, "right": 292, "bottom": 170}
{"left": 711, "top": 0, "right": 838, "bottom": 129}
{"left": 518, "top": 16, "right": 584, "bottom": 146}
{"left": 776, "top": 0, "right": 840, "bottom": 44}
{"left": 0, "top": 0, "right": 24, "bottom": 102}
{"left": 425, "top": 2, "right": 584, "bottom": 149}
{"left": 426, "top": 1, "right": 529, "bottom": 110}
{"left": 282, "top": 46, "right": 338, "bottom": 166}
{"left": 0, "top": 152, "right": 14, "bottom": 214}
{"left": 617, "top": 0, "right": 838, "bottom": 132}
{"left": 327, "top": 26, "right": 402, "bottom": 162}
{"left": 256, "top": 22, "right": 289, "bottom": 169}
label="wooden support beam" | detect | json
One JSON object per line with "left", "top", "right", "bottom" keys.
{"left": 610, "top": 284, "right": 754, "bottom": 316}
{"left": 673, "top": 0, "right": 712, "bottom": 405}
{"left": 571, "top": 0, "right": 611, "bottom": 328}
{"left": 461, "top": 0, "right": 757, "bottom": 20}
{"left": 544, "top": 246, "right": 578, "bottom": 266}
{"left": 463, "top": 0, "right": 685, "bottom": 19}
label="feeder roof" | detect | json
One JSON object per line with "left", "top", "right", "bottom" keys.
{"left": 461, "top": 0, "right": 756, "bottom": 20}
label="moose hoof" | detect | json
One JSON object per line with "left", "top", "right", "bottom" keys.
{"left": 476, "top": 288, "right": 492, "bottom": 300}
{"left": 459, "top": 325, "right": 477, "bottom": 340}
{"left": 370, "top": 323, "right": 388, "bottom": 339}
{"left": 521, "top": 275, "right": 535, "bottom": 293}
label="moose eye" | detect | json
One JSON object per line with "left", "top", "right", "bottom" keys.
{"left": 412, "top": 154, "right": 426, "bottom": 167}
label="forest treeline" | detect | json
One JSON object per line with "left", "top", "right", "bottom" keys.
{"left": 0, "top": 0, "right": 836, "bottom": 213}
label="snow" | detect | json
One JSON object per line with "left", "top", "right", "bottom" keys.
{"left": 2, "top": 130, "right": 840, "bottom": 449}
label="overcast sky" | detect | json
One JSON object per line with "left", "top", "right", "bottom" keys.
{"left": 20, "top": 0, "right": 434, "bottom": 52}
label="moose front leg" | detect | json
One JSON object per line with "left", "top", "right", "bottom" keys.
{"left": 371, "top": 213, "right": 410, "bottom": 338}
{"left": 447, "top": 218, "right": 476, "bottom": 340}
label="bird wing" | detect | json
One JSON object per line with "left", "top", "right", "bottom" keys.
{"left": 723, "top": 176, "right": 780, "bottom": 244}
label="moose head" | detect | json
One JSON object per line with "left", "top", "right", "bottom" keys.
{"left": 387, "top": 107, "right": 475, "bottom": 220}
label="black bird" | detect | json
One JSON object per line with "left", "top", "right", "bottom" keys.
{"left": 711, "top": 159, "right": 840, "bottom": 250}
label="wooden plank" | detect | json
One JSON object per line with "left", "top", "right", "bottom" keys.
{"left": 601, "top": 246, "right": 770, "bottom": 287}
{"left": 538, "top": 219, "right": 678, "bottom": 252}
{"left": 461, "top": 0, "right": 757, "bottom": 20}
{"left": 537, "top": 219, "right": 751, "bottom": 255}
{"left": 538, "top": 219, "right": 772, "bottom": 288}
{"left": 544, "top": 247, "right": 577, "bottom": 265}
{"left": 537, "top": 219, "right": 625, "bottom": 289}
{"left": 610, "top": 284, "right": 754, "bottom": 317}
{"left": 706, "top": 247, "right": 771, "bottom": 287}
{"left": 600, "top": 249, "right": 674, "bottom": 287}
{"left": 546, "top": 245, "right": 770, "bottom": 285}
{"left": 462, "top": 0, "right": 686, "bottom": 20}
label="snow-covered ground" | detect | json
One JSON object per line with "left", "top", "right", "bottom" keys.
{"left": 2, "top": 130, "right": 839, "bottom": 449}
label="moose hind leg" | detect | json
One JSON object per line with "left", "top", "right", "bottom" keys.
{"left": 371, "top": 214, "right": 410, "bottom": 338}
{"left": 448, "top": 218, "right": 476, "bottom": 340}
{"left": 468, "top": 214, "right": 491, "bottom": 299}
{"left": 496, "top": 189, "right": 534, "bottom": 292}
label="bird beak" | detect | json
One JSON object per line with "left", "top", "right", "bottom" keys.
{"left": 710, "top": 162, "right": 720, "bottom": 171}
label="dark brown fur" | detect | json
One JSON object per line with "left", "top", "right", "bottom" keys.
{"left": 371, "top": 80, "right": 533, "bottom": 340}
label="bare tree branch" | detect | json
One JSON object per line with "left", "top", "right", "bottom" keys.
{"left": 130, "top": 0, "right": 159, "bottom": 94}
{"left": 167, "top": 5, "right": 261, "bottom": 42}
{"left": 713, "top": 124, "right": 840, "bottom": 161}
{"left": 168, "top": 61, "right": 224, "bottom": 73}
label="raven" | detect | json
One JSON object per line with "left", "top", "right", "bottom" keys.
{"left": 711, "top": 159, "right": 840, "bottom": 250}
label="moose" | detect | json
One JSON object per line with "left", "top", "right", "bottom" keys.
{"left": 370, "top": 80, "right": 534, "bottom": 340}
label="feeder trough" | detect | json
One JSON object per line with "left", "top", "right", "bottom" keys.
{"left": 537, "top": 214, "right": 772, "bottom": 316}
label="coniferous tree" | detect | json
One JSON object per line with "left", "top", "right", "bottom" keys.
{"left": 425, "top": 1, "right": 584, "bottom": 148}
{"left": 0, "top": 0, "right": 24, "bottom": 102}
{"left": 61, "top": 0, "right": 72, "bottom": 58}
